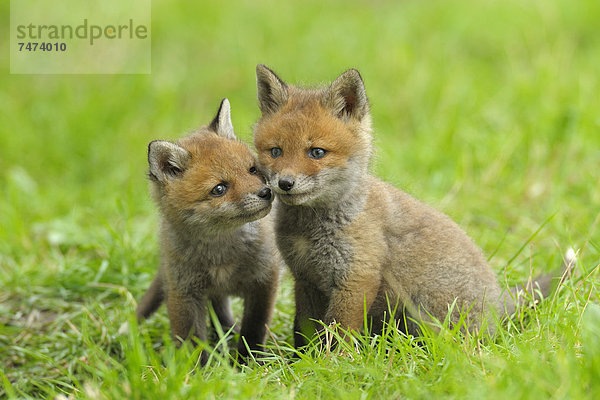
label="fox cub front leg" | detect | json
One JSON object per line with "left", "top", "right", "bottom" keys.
{"left": 167, "top": 288, "right": 209, "bottom": 364}
{"left": 209, "top": 294, "right": 237, "bottom": 333}
{"left": 293, "top": 280, "right": 331, "bottom": 348}
{"left": 294, "top": 270, "right": 380, "bottom": 349}
{"left": 324, "top": 276, "right": 380, "bottom": 331}
{"left": 238, "top": 270, "right": 279, "bottom": 358}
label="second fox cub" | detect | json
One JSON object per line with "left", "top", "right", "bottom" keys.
{"left": 136, "top": 99, "right": 280, "bottom": 363}
{"left": 253, "top": 65, "right": 566, "bottom": 347}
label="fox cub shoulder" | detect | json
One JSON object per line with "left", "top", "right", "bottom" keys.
{"left": 253, "top": 66, "right": 553, "bottom": 346}
{"left": 136, "top": 98, "right": 280, "bottom": 363}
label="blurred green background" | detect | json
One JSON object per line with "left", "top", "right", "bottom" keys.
{"left": 1, "top": 0, "right": 599, "bottom": 397}
{"left": 2, "top": 0, "right": 598, "bottom": 255}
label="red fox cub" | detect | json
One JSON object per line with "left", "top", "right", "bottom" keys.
{"left": 253, "top": 65, "right": 568, "bottom": 347}
{"left": 136, "top": 98, "right": 280, "bottom": 363}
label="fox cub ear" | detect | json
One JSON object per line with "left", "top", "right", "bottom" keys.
{"left": 209, "top": 98, "right": 236, "bottom": 140}
{"left": 148, "top": 140, "right": 191, "bottom": 183}
{"left": 256, "top": 64, "right": 288, "bottom": 115}
{"left": 323, "top": 69, "right": 369, "bottom": 121}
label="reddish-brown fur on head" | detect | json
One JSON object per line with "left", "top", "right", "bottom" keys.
{"left": 255, "top": 100, "right": 362, "bottom": 176}
{"left": 149, "top": 99, "right": 272, "bottom": 231}
{"left": 253, "top": 66, "right": 372, "bottom": 206}
{"left": 167, "top": 133, "right": 265, "bottom": 212}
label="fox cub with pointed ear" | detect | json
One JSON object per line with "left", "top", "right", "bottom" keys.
{"left": 253, "top": 65, "right": 559, "bottom": 347}
{"left": 136, "top": 98, "right": 280, "bottom": 364}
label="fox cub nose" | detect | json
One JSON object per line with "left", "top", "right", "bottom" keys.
{"left": 278, "top": 177, "right": 295, "bottom": 191}
{"left": 257, "top": 187, "right": 272, "bottom": 200}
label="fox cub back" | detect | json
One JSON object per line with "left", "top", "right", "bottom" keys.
{"left": 136, "top": 98, "right": 280, "bottom": 364}
{"left": 253, "top": 65, "right": 554, "bottom": 346}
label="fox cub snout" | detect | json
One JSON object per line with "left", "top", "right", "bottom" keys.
{"left": 253, "top": 65, "right": 558, "bottom": 347}
{"left": 136, "top": 98, "right": 280, "bottom": 364}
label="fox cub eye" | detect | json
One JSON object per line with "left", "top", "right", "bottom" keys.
{"left": 210, "top": 183, "right": 228, "bottom": 197}
{"left": 270, "top": 148, "right": 282, "bottom": 158}
{"left": 249, "top": 166, "right": 257, "bottom": 174}
{"left": 308, "top": 148, "right": 327, "bottom": 159}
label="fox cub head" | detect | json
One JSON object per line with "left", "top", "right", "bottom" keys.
{"left": 148, "top": 98, "right": 272, "bottom": 231}
{"left": 253, "top": 65, "right": 373, "bottom": 207}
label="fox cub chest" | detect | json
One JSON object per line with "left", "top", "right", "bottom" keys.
{"left": 170, "top": 228, "right": 267, "bottom": 295}
{"left": 276, "top": 212, "right": 353, "bottom": 292}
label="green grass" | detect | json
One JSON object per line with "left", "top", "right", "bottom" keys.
{"left": 1, "top": 0, "right": 599, "bottom": 398}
